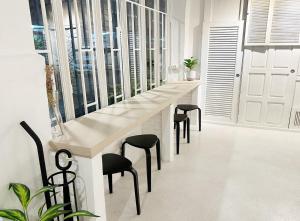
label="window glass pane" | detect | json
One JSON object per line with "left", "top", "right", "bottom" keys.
{"left": 88, "top": 105, "right": 97, "bottom": 113}
{"left": 151, "top": 51, "right": 155, "bottom": 84}
{"left": 111, "top": 0, "right": 119, "bottom": 49}
{"left": 136, "top": 51, "right": 141, "bottom": 89}
{"left": 159, "top": 0, "right": 167, "bottom": 12}
{"left": 105, "top": 50, "right": 115, "bottom": 105}
{"left": 77, "top": 0, "right": 91, "bottom": 49}
{"left": 114, "top": 51, "right": 123, "bottom": 96}
{"left": 150, "top": 11, "right": 155, "bottom": 48}
{"left": 29, "top": 0, "right": 47, "bottom": 50}
{"left": 159, "top": 13, "right": 166, "bottom": 84}
{"left": 145, "top": 0, "right": 154, "bottom": 8}
{"left": 146, "top": 10, "right": 151, "bottom": 90}
{"left": 83, "top": 52, "right": 96, "bottom": 103}
{"left": 127, "top": 2, "right": 142, "bottom": 96}
{"left": 62, "top": 0, "right": 100, "bottom": 116}
{"left": 146, "top": 9, "right": 156, "bottom": 89}
{"left": 101, "top": 0, "right": 124, "bottom": 104}
{"left": 127, "top": 3, "right": 135, "bottom": 95}
{"left": 133, "top": 5, "right": 140, "bottom": 49}
{"left": 62, "top": 0, "right": 85, "bottom": 117}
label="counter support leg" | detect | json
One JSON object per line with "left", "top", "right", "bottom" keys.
{"left": 161, "top": 104, "right": 175, "bottom": 162}
{"left": 75, "top": 153, "right": 107, "bottom": 221}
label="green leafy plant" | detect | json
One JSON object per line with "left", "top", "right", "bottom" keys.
{"left": 184, "top": 57, "right": 198, "bottom": 71}
{"left": 0, "top": 183, "right": 99, "bottom": 221}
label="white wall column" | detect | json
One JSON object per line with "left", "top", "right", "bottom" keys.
{"left": 0, "top": 0, "right": 52, "bottom": 210}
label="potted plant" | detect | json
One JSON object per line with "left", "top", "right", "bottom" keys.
{"left": 0, "top": 183, "right": 99, "bottom": 221}
{"left": 184, "top": 57, "right": 198, "bottom": 81}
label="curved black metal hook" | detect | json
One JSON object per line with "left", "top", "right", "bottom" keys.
{"left": 55, "top": 149, "right": 72, "bottom": 171}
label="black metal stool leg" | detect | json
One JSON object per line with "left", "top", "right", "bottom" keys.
{"left": 145, "top": 149, "right": 152, "bottom": 192}
{"left": 174, "top": 107, "right": 178, "bottom": 129}
{"left": 176, "top": 122, "right": 180, "bottom": 154}
{"left": 128, "top": 167, "right": 141, "bottom": 215}
{"left": 198, "top": 108, "right": 201, "bottom": 131}
{"left": 121, "top": 142, "right": 126, "bottom": 177}
{"left": 156, "top": 139, "right": 161, "bottom": 170}
{"left": 108, "top": 174, "right": 113, "bottom": 194}
{"left": 187, "top": 117, "right": 190, "bottom": 143}
{"left": 183, "top": 111, "right": 187, "bottom": 138}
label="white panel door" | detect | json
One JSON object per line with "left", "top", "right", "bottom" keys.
{"left": 238, "top": 47, "right": 300, "bottom": 128}
{"left": 201, "top": 21, "right": 244, "bottom": 123}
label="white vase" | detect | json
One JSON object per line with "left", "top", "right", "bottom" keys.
{"left": 51, "top": 91, "right": 64, "bottom": 137}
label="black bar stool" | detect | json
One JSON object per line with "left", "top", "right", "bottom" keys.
{"left": 102, "top": 153, "right": 141, "bottom": 215}
{"left": 174, "top": 114, "right": 190, "bottom": 155}
{"left": 175, "top": 104, "right": 201, "bottom": 131}
{"left": 121, "top": 134, "right": 161, "bottom": 192}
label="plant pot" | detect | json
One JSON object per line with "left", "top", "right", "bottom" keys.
{"left": 187, "top": 70, "right": 197, "bottom": 81}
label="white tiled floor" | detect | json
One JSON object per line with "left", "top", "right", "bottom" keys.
{"left": 105, "top": 123, "right": 300, "bottom": 221}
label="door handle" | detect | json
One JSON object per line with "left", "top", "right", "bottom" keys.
{"left": 291, "top": 69, "right": 295, "bottom": 73}
{"left": 236, "top": 74, "right": 240, "bottom": 77}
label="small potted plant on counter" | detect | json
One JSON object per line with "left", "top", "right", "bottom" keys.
{"left": 184, "top": 57, "right": 198, "bottom": 81}
{"left": 0, "top": 183, "right": 99, "bottom": 221}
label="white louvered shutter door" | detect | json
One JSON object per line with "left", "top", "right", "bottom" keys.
{"left": 201, "top": 22, "right": 243, "bottom": 123}
{"left": 246, "top": 0, "right": 270, "bottom": 44}
{"left": 245, "top": 0, "right": 300, "bottom": 45}
{"left": 270, "top": 0, "right": 300, "bottom": 44}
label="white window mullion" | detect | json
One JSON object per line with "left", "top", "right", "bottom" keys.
{"left": 119, "top": 0, "right": 132, "bottom": 99}
{"left": 73, "top": 0, "right": 88, "bottom": 114}
{"left": 165, "top": 13, "right": 170, "bottom": 82}
{"left": 148, "top": 11, "right": 153, "bottom": 88}
{"left": 86, "top": 0, "right": 99, "bottom": 110}
{"left": 137, "top": 4, "right": 143, "bottom": 91}
{"left": 116, "top": 0, "right": 126, "bottom": 100}
{"left": 40, "top": 0, "right": 53, "bottom": 65}
{"left": 107, "top": 0, "right": 118, "bottom": 103}
{"left": 154, "top": 0, "right": 160, "bottom": 86}
{"left": 51, "top": 0, "right": 75, "bottom": 120}
{"left": 92, "top": 0, "right": 109, "bottom": 107}
{"left": 140, "top": 0, "right": 147, "bottom": 92}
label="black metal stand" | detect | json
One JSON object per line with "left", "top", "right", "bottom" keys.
{"left": 20, "top": 121, "right": 78, "bottom": 221}
{"left": 20, "top": 121, "right": 52, "bottom": 209}
{"left": 48, "top": 149, "right": 79, "bottom": 221}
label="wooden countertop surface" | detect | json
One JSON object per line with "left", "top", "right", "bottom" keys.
{"left": 49, "top": 81, "right": 200, "bottom": 158}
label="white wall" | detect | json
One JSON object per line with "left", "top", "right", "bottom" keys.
{"left": 205, "top": 0, "right": 242, "bottom": 22}
{"left": 184, "top": 0, "right": 205, "bottom": 76}
{"left": 183, "top": 0, "right": 243, "bottom": 78}
{"left": 168, "top": 0, "right": 187, "bottom": 81}
{"left": 0, "top": 0, "right": 52, "bottom": 213}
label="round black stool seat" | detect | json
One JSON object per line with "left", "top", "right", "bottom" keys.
{"left": 102, "top": 153, "right": 132, "bottom": 175}
{"left": 174, "top": 114, "right": 188, "bottom": 123}
{"left": 177, "top": 104, "right": 199, "bottom": 111}
{"left": 176, "top": 104, "right": 201, "bottom": 131}
{"left": 125, "top": 134, "right": 158, "bottom": 149}
{"left": 122, "top": 134, "right": 161, "bottom": 192}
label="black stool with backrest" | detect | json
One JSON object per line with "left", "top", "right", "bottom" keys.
{"left": 102, "top": 153, "right": 141, "bottom": 215}
{"left": 175, "top": 104, "right": 201, "bottom": 131}
{"left": 174, "top": 114, "right": 190, "bottom": 155}
{"left": 121, "top": 134, "right": 161, "bottom": 192}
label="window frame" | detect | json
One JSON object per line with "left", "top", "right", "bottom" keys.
{"left": 28, "top": 0, "right": 169, "bottom": 122}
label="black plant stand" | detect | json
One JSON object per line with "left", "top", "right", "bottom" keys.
{"left": 20, "top": 121, "right": 79, "bottom": 221}
{"left": 48, "top": 149, "right": 79, "bottom": 221}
